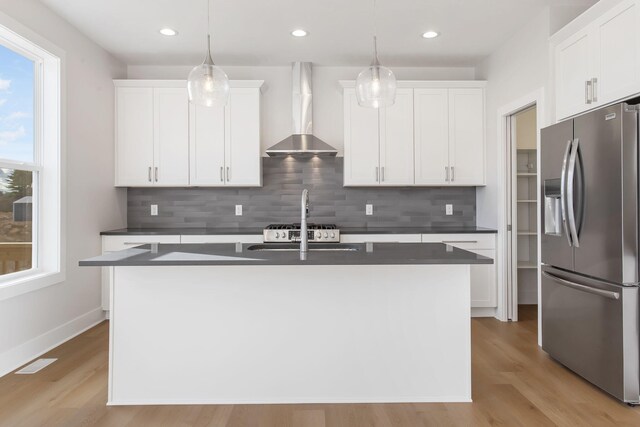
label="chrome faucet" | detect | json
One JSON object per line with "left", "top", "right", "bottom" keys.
{"left": 300, "top": 189, "right": 310, "bottom": 254}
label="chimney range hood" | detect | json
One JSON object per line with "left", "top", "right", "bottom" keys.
{"left": 266, "top": 62, "right": 337, "bottom": 157}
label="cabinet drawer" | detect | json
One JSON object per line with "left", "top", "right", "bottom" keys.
{"left": 180, "top": 235, "right": 262, "bottom": 244}
{"left": 102, "top": 235, "right": 180, "bottom": 252}
{"left": 420, "top": 233, "right": 495, "bottom": 250}
{"left": 340, "top": 234, "right": 422, "bottom": 243}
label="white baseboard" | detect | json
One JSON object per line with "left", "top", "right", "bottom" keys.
{"left": 471, "top": 307, "right": 497, "bottom": 318}
{"left": 518, "top": 290, "right": 538, "bottom": 305}
{"left": 0, "top": 307, "right": 106, "bottom": 378}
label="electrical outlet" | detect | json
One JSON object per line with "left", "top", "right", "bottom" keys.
{"left": 366, "top": 204, "right": 373, "bottom": 216}
{"left": 150, "top": 204, "right": 158, "bottom": 216}
{"left": 446, "top": 204, "right": 453, "bottom": 216}
{"left": 235, "top": 205, "right": 243, "bottom": 216}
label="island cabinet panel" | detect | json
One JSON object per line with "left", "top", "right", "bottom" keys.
{"left": 554, "top": 0, "right": 640, "bottom": 120}
{"left": 421, "top": 233, "right": 497, "bottom": 310}
{"left": 101, "top": 235, "right": 181, "bottom": 313}
{"left": 108, "top": 264, "right": 472, "bottom": 404}
{"left": 115, "top": 80, "right": 263, "bottom": 187}
{"left": 342, "top": 81, "right": 486, "bottom": 187}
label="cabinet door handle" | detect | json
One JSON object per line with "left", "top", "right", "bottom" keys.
{"left": 220, "top": 166, "right": 224, "bottom": 182}
{"left": 381, "top": 167, "right": 385, "bottom": 182}
{"left": 451, "top": 166, "right": 455, "bottom": 182}
{"left": 591, "top": 77, "right": 598, "bottom": 103}
{"left": 148, "top": 167, "right": 152, "bottom": 182}
{"left": 375, "top": 166, "right": 379, "bottom": 182}
{"left": 585, "top": 80, "right": 592, "bottom": 104}
{"left": 442, "top": 240, "right": 478, "bottom": 244}
{"left": 154, "top": 167, "right": 158, "bottom": 182}
{"left": 445, "top": 166, "right": 449, "bottom": 182}
{"left": 226, "top": 167, "right": 230, "bottom": 181}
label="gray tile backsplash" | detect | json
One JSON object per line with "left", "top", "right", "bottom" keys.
{"left": 127, "top": 157, "right": 476, "bottom": 228}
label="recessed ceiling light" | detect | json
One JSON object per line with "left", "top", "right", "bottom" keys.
{"left": 159, "top": 28, "right": 178, "bottom": 36}
{"left": 422, "top": 31, "right": 440, "bottom": 39}
{"left": 291, "top": 29, "right": 308, "bottom": 37}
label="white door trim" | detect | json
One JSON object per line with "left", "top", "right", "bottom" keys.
{"left": 495, "top": 88, "right": 545, "bottom": 346}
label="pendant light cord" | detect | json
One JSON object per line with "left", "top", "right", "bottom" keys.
{"left": 372, "top": 0, "right": 379, "bottom": 65}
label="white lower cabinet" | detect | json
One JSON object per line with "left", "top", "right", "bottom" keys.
{"left": 340, "top": 234, "right": 422, "bottom": 243}
{"left": 421, "top": 234, "right": 497, "bottom": 310}
{"left": 180, "top": 235, "right": 263, "bottom": 244}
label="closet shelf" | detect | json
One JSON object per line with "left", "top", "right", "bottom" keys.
{"left": 517, "top": 262, "right": 538, "bottom": 269}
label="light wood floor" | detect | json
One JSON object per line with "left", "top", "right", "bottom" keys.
{"left": 1, "top": 305, "right": 639, "bottom": 426}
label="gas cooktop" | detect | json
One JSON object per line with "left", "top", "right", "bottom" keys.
{"left": 263, "top": 223, "right": 340, "bottom": 243}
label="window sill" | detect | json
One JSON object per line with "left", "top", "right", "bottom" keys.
{"left": 0, "top": 270, "right": 65, "bottom": 302}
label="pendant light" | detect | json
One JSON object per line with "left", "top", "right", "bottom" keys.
{"left": 355, "top": 0, "right": 396, "bottom": 108}
{"left": 188, "top": 0, "right": 230, "bottom": 107}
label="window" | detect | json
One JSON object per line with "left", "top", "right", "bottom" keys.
{"left": 0, "top": 22, "right": 63, "bottom": 300}
{"left": 0, "top": 44, "right": 36, "bottom": 277}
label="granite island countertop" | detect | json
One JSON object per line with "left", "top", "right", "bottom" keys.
{"left": 80, "top": 242, "right": 493, "bottom": 267}
{"left": 100, "top": 226, "right": 497, "bottom": 236}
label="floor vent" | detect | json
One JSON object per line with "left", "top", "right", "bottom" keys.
{"left": 15, "top": 358, "right": 57, "bottom": 374}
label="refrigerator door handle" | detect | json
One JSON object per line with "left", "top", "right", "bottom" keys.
{"left": 542, "top": 272, "right": 620, "bottom": 300}
{"left": 567, "top": 138, "right": 580, "bottom": 247}
{"left": 560, "top": 139, "right": 573, "bottom": 246}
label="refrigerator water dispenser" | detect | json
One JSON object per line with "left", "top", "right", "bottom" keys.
{"left": 544, "top": 178, "right": 562, "bottom": 236}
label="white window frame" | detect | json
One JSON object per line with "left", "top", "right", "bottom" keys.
{"left": 0, "top": 16, "right": 65, "bottom": 301}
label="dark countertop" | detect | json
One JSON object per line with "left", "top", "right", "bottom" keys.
{"left": 79, "top": 242, "right": 493, "bottom": 267}
{"left": 100, "top": 226, "right": 497, "bottom": 236}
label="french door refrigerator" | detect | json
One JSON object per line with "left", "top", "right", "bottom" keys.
{"left": 541, "top": 101, "right": 640, "bottom": 404}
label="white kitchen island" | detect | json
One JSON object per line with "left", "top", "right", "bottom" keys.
{"left": 80, "top": 242, "right": 491, "bottom": 405}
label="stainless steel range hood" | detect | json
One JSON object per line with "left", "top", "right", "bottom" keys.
{"left": 266, "top": 62, "right": 337, "bottom": 157}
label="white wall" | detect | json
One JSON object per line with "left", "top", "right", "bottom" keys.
{"left": 0, "top": 0, "right": 126, "bottom": 376}
{"left": 474, "top": 8, "right": 553, "bottom": 229}
{"left": 127, "top": 65, "right": 476, "bottom": 156}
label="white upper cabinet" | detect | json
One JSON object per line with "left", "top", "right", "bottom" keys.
{"left": 225, "top": 88, "right": 262, "bottom": 187}
{"left": 379, "top": 88, "right": 415, "bottom": 186}
{"left": 154, "top": 88, "right": 190, "bottom": 186}
{"left": 555, "top": 27, "right": 594, "bottom": 120}
{"left": 343, "top": 88, "right": 380, "bottom": 186}
{"left": 448, "top": 88, "right": 485, "bottom": 186}
{"left": 554, "top": 0, "right": 640, "bottom": 120}
{"left": 414, "top": 88, "right": 449, "bottom": 185}
{"left": 343, "top": 81, "right": 486, "bottom": 187}
{"left": 115, "top": 80, "right": 263, "bottom": 188}
{"left": 189, "top": 103, "right": 226, "bottom": 186}
{"left": 115, "top": 82, "right": 188, "bottom": 187}
{"left": 115, "top": 87, "right": 154, "bottom": 186}
{"left": 189, "top": 87, "right": 262, "bottom": 187}
{"left": 592, "top": 0, "right": 640, "bottom": 105}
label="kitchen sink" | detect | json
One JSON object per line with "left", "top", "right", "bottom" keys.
{"left": 247, "top": 243, "right": 360, "bottom": 252}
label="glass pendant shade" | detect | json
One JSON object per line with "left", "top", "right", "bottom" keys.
{"left": 356, "top": 36, "right": 396, "bottom": 108}
{"left": 188, "top": 35, "right": 230, "bottom": 107}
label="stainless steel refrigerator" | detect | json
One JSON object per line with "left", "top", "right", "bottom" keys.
{"left": 541, "top": 101, "right": 640, "bottom": 404}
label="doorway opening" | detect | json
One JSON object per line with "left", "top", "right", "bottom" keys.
{"left": 506, "top": 105, "right": 539, "bottom": 323}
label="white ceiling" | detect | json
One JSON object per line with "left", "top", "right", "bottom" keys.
{"left": 39, "top": 0, "right": 597, "bottom": 67}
